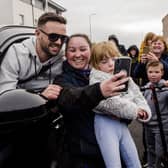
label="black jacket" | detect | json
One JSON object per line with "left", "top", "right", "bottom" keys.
{"left": 54, "top": 61, "right": 104, "bottom": 157}
{"left": 134, "top": 53, "right": 168, "bottom": 86}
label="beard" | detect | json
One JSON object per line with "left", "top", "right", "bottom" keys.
{"left": 41, "top": 42, "right": 62, "bottom": 58}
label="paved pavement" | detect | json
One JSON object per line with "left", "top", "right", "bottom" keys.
{"left": 129, "top": 120, "right": 144, "bottom": 162}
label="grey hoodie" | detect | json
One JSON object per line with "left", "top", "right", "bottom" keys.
{"left": 0, "top": 36, "right": 64, "bottom": 93}
{"left": 143, "top": 79, "right": 168, "bottom": 132}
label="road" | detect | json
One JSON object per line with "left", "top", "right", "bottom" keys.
{"left": 129, "top": 120, "right": 144, "bottom": 163}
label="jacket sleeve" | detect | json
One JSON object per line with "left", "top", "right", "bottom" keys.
{"left": 54, "top": 75, "right": 105, "bottom": 111}
{"left": 0, "top": 46, "right": 19, "bottom": 94}
{"left": 93, "top": 78, "right": 152, "bottom": 122}
{"left": 93, "top": 96, "right": 138, "bottom": 120}
{"left": 127, "top": 78, "right": 151, "bottom": 122}
{"left": 90, "top": 69, "right": 138, "bottom": 119}
{"left": 133, "top": 62, "right": 146, "bottom": 78}
{"left": 161, "top": 57, "right": 168, "bottom": 79}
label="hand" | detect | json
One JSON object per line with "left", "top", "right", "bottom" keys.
{"left": 137, "top": 109, "right": 148, "bottom": 120}
{"left": 100, "top": 71, "right": 129, "bottom": 97}
{"left": 140, "top": 54, "right": 148, "bottom": 64}
{"left": 41, "top": 84, "right": 62, "bottom": 100}
{"left": 146, "top": 52, "right": 159, "bottom": 62}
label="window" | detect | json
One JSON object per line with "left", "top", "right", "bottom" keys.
{"left": 20, "top": 0, "right": 31, "bottom": 5}
{"left": 34, "top": 19, "right": 38, "bottom": 26}
{"left": 35, "top": 0, "right": 43, "bottom": 10}
{"left": 19, "top": 14, "right": 24, "bottom": 25}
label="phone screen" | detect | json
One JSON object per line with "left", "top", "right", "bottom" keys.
{"left": 114, "top": 57, "right": 131, "bottom": 92}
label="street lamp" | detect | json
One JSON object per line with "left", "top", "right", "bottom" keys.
{"left": 89, "top": 13, "right": 96, "bottom": 41}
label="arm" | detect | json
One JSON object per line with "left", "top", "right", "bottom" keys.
{"left": 89, "top": 68, "right": 150, "bottom": 121}
{"left": 93, "top": 78, "right": 151, "bottom": 122}
{"left": 127, "top": 78, "right": 151, "bottom": 122}
{"left": 57, "top": 83, "right": 104, "bottom": 111}
{"left": 133, "top": 62, "right": 146, "bottom": 78}
{"left": 94, "top": 96, "right": 138, "bottom": 120}
{"left": 0, "top": 46, "right": 19, "bottom": 93}
{"left": 160, "top": 56, "right": 168, "bottom": 79}
{"left": 162, "top": 59, "right": 168, "bottom": 72}
{"left": 90, "top": 69, "right": 138, "bottom": 119}
{"left": 54, "top": 71, "right": 128, "bottom": 111}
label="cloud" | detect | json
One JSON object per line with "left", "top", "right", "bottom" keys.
{"left": 56, "top": 0, "right": 168, "bottom": 48}
{"left": 120, "top": 19, "right": 162, "bottom": 33}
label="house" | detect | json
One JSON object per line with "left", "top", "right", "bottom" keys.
{"left": 0, "top": 0, "right": 66, "bottom": 26}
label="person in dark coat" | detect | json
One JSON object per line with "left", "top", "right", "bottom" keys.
{"left": 108, "top": 34, "right": 127, "bottom": 56}
{"left": 54, "top": 34, "right": 129, "bottom": 168}
{"left": 127, "top": 45, "right": 139, "bottom": 84}
{"left": 54, "top": 34, "right": 105, "bottom": 168}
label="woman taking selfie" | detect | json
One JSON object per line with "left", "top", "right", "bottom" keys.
{"left": 53, "top": 34, "right": 128, "bottom": 168}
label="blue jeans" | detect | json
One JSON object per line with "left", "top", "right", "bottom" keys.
{"left": 94, "top": 114, "right": 141, "bottom": 168}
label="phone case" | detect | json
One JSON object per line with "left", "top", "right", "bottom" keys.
{"left": 114, "top": 56, "right": 132, "bottom": 92}
{"left": 143, "top": 46, "right": 150, "bottom": 54}
{"left": 114, "top": 56, "right": 131, "bottom": 76}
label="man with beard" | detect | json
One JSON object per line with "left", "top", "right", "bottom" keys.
{"left": 0, "top": 12, "right": 67, "bottom": 97}
{"left": 0, "top": 12, "right": 68, "bottom": 168}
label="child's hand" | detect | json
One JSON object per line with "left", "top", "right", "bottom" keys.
{"left": 137, "top": 109, "right": 148, "bottom": 120}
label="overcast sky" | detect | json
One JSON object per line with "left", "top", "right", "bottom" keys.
{"left": 55, "top": 0, "right": 168, "bottom": 48}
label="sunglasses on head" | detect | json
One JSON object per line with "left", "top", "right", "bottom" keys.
{"left": 39, "top": 29, "right": 68, "bottom": 43}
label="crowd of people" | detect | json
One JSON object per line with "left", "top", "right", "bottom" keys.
{"left": 0, "top": 12, "right": 168, "bottom": 168}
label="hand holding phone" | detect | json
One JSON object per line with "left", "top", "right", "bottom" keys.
{"left": 113, "top": 56, "right": 131, "bottom": 92}
{"left": 140, "top": 54, "right": 148, "bottom": 63}
{"left": 143, "top": 46, "right": 150, "bottom": 55}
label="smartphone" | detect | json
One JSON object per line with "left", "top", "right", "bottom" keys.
{"left": 143, "top": 46, "right": 150, "bottom": 54}
{"left": 113, "top": 56, "right": 131, "bottom": 92}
